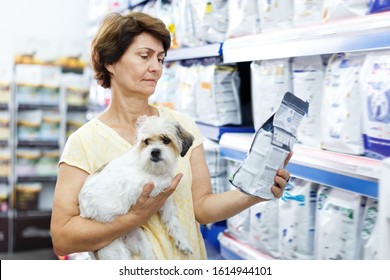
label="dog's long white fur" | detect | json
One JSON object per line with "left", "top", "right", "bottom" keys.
{"left": 78, "top": 116, "right": 194, "bottom": 259}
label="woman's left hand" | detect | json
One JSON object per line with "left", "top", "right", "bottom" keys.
{"left": 271, "top": 151, "right": 293, "bottom": 199}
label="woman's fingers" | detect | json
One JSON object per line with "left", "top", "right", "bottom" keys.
{"left": 271, "top": 169, "right": 291, "bottom": 198}
{"left": 284, "top": 150, "right": 294, "bottom": 168}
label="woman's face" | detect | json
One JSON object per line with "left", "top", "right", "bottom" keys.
{"left": 107, "top": 32, "right": 165, "bottom": 97}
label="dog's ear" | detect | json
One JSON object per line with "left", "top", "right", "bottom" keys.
{"left": 175, "top": 125, "right": 194, "bottom": 157}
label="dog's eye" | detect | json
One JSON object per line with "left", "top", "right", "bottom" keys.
{"left": 144, "top": 139, "right": 149, "bottom": 145}
{"left": 162, "top": 137, "right": 171, "bottom": 145}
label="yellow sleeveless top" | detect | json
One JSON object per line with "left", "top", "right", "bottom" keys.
{"left": 59, "top": 106, "right": 207, "bottom": 259}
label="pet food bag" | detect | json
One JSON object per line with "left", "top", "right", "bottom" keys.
{"left": 248, "top": 200, "right": 279, "bottom": 258}
{"left": 230, "top": 92, "right": 309, "bottom": 199}
{"left": 321, "top": 52, "right": 366, "bottom": 155}
{"left": 292, "top": 55, "right": 324, "bottom": 147}
{"left": 293, "top": 0, "right": 324, "bottom": 27}
{"left": 322, "top": 0, "right": 368, "bottom": 22}
{"left": 226, "top": 0, "right": 261, "bottom": 38}
{"left": 360, "top": 198, "right": 379, "bottom": 260}
{"left": 368, "top": 0, "right": 390, "bottom": 14}
{"left": 251, "top": 58, "right": 292, "bottom": 131}
{"left": 359, "top": 50, "right": 390, "bottom": 159}
{"left": 314, "top": 186, "right": 365, "bottom": 260}
{"left": 278, "top": 178, "right": 319, "bottom": 259}
{"left": 258, "top": 0, "right": 293, "bottom": 31}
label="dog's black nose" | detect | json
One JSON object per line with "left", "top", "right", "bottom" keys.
{"left": 151, "top": 149, "right": 161, "bottom": 159}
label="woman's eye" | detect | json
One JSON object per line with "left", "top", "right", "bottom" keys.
{"left": 158, "top": 58, "right": 165, "bottom": 64}
{"left": 140, "top": 55, "right": 149, "bottom": 60}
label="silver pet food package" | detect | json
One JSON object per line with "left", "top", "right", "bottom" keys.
{"left": 230, "top": 92, "right": 309, "bottom": 199}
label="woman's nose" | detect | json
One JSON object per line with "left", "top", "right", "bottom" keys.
{"left": 148, "top": 57, "right": 162, "bottom": 72}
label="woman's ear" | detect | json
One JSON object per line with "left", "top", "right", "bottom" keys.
{"left": 105, "top": 63, "right": 114, "bottom": 74}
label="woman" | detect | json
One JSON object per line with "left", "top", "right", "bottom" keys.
{"left": 50, "top": 12, "right": 291, "bottom": 260}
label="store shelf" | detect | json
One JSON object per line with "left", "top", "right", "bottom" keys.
{"left": 218, "top": 232, "right": 274, "bottom": 260}
{"left": 17, "top": 176, "right": 57, "bottom": 183}
{"left": 0, "top": 177, "right": 9, "bottom": 184}
{"left": 15, "top": 209, "right": 52, "bottom": 218}
{"left": 196, "top": 122, "right": 254, "bottom": 142}
{"left": 166, "top": 43, "right": 223, "bottom": 62}
{"left": 18, "top": 103, "right": 59, "bottom": 110}
{"left": 67, "top": 105, "right": 88, "bottom": 112}
{"left": 219, "top": 133, "right": 380, "bottom": 198}
{"left": 17, "top": 140, "right": 59, "bottom": 148}
{"left": 223, "top": 12, "right": 390, "bottom": 63}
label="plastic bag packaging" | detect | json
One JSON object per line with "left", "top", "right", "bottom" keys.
{"left": 278, "top": 178, "right": 319, "bottom": 259}
{"left": 248, "top": 200, "right": 279, "bottom": 258}
{"left": 226, "top": 0, "right": 261, "bottom": 38}
{"left": 152, "top": 62, "right": 178, "bottom": 109}
{"left": 360, "top": 198, "right": 379, "bottom": 260}
{"left": 314, "top": 186, "right": 365, "bottom": 260}
{"left": 367, "top": 0, "right": 390, "bottom": 14}
{"left": 292, "top": 55, "right": 324, "bottom": 147}
{"left": 171, "top": 0, "right": 201, "bottom": 48}
{"left": 203, "top": 138, "right": 227, "bottom": 177}
{"left": 230, "top": 92, "right": 309, "bottom": 199}
{"left": 359, "top": 50, "right": 390, "bottom": 159}
{"left": 321, "top": 52, "right": 366, "bottom": 155}
{"left": 195, "top": 63, "right": 241, "bottom": 126}
{"left": 251, "top": 59, "right": 292, "bottom": 130}
{"left": 293, "top": 0, "right": 324, "bottom": 27}
{"left": 198, "top": 0, "right": 229, "bottom": 44}
{"left": 226, "top": 169, "right": 251, "bottom": 241}
{"left": 258, "top": 0, "right": 293, "bottom": 31}
{"left": 322, "top": 0, "right": 368, "bottom": 21}
{"left": 174, "top": 62, "right": 199, "bottom": 120}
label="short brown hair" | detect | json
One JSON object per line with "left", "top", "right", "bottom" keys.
{"left": 90, "top": 12, "right": 171, "bottom": 88}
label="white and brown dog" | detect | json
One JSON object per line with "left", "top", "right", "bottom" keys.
{"left": 78, "top": 115, "right": 194, "bottom": 259}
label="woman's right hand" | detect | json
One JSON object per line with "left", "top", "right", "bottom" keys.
{"left": 129, "top": 173, "right": 183, "bottom": 223}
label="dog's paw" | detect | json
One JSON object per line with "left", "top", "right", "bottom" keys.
{"left": 175, "top": 240, "right": 194, "bottom": 255}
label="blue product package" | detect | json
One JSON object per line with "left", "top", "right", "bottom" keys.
{"left": 368, "top": 0, "right": 390, "bottom": 14}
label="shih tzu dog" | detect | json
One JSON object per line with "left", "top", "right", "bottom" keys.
{"left": 78, "top": 115, "right": 195, "bottom": 259}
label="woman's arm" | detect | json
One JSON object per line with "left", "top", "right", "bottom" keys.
{"left": 50, "top": 163, "right": 181, "bottom": 256}
{"left": 191, "top": 144, "right": 291, "bottom": 225}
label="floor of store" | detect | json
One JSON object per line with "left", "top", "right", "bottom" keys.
{"left": 0, "top": 248, "right": 57, "bottom": 260}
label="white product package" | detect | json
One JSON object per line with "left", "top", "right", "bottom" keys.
{"left": 230, "top": 92, "right": 309, "bottom": 199}
{"left": 360, "top": 198, "right": 379, "bottom": 260}
{"left": 203, "top": 138, "right": 227, "bottom": 177}
{"left": 174, "top": 63, "right": 199, "bottom": 119}
{"left": 292, "top": 55, "right": 324, "bottom": 147}
{"left": 278, "top": 178, "right": 319, "bottom": 259}
{"left": 248, "top": 200, "right": 279, "bottom": 258}
{"left": 195, "top": 64, "right": 241, "bottom": 126}
{"left": 226, "top": 159, "right": 251, "bottom": 240}
{"left": 226, "top": 0, "right": 260, "bottom": 38}
{"left": 200, "top": 0, "right": 229, "bottom": 44}
{"left": 321, "top": 52, "right": 366, "bottom": 155}
{"left": 359, "top": 50, "right": 390, "bottom": 159}
{"left": 171, "top": 0, "right": 201, "bottom": 48}
{"left": 258, "top": 0, "right": 293, "bottom": 31}
{"left": 314, "top": 186, "right": 365, "bottom": 260}
{"left": 293, "top": 0, "right": 324, "bottom": 27}
{"left": 322, "top": 0, "right": 368, "bottom": 22}
{"left": 251, "top": 59, "right": 292, "bottom": 130}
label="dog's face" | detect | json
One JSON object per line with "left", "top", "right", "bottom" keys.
{"left": 134, "top": 116, "right": 194, "bottom": 175}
